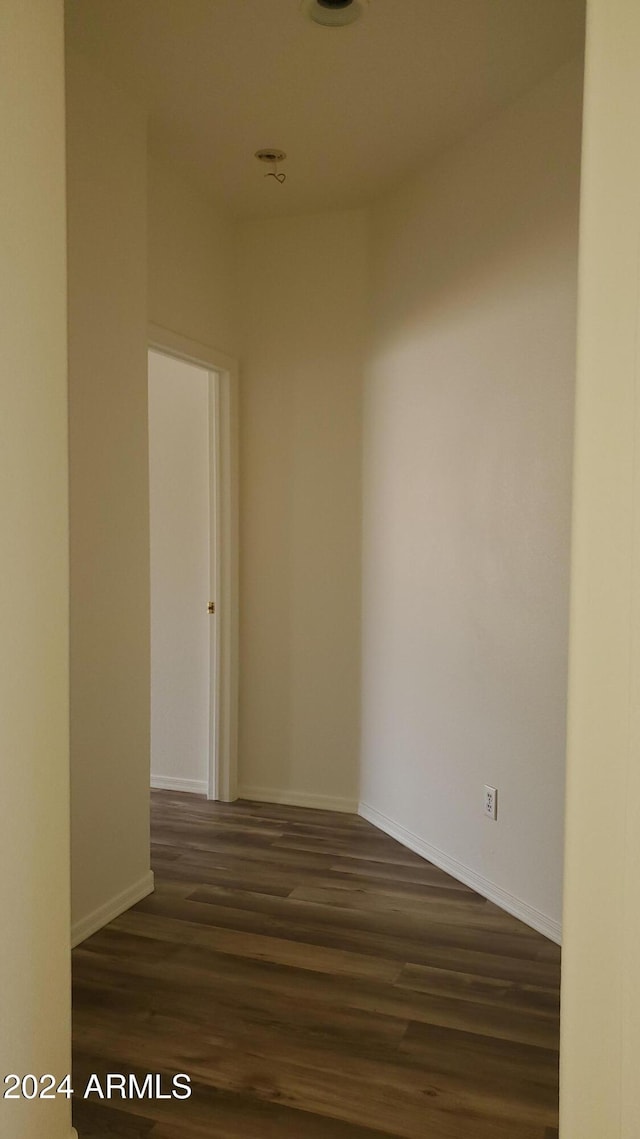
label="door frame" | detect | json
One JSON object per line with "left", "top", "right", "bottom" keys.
{"left": 148, "top": 323, "right": 239, "bottom": 802}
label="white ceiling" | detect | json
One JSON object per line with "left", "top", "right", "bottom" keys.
{"left": 65, "top": 0, "right": 585, "bottom": 219}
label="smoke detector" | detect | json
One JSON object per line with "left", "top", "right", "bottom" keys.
{"left": 301, "top": 0, "right": 368, "bottom": 28}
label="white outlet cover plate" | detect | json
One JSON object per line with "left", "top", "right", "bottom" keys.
{"left": 484, "top": 785, "right": 498, "bottom": 820}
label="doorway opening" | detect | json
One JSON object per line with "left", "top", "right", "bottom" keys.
{"left": 147, "top": 328, "right": 239, "bottom": 803}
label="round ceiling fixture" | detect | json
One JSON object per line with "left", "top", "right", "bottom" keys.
{"left": 301, "top": 0, "right": 368, "bottom": 28}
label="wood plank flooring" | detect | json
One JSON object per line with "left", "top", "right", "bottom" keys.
{"left": 72, "top": 791, "right": 561, "bottom": 1138}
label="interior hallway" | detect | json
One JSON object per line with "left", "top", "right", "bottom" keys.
{"left": 72, "top": 791, "right": 560, "bottom": 1138}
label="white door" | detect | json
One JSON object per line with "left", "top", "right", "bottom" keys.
{"left": 148, "top": 349, "right": 213, "bottom": 795}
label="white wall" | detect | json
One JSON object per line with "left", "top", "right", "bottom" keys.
{"left": 66, "top": 47, "right": 153, "bottom": 941}
{"left": 65, "top": 39, "right": 239, "bottom": 941}
{"left": 149, "top": 350, "right": 211, "bottom": 794}
{"left": 360, "top": 61, "right": 583, "bottom": 939}
{"left": 561, "top": 1, "right": 640, "bottom": 1133}
{"left": 235, "top": 210, "right": 367, "bottom": 811}
{"left": 148, "top": 146, "right": 236, "bottom": 355}
{"left": 0, "top": 2, "right": 73, "bottom": 1136}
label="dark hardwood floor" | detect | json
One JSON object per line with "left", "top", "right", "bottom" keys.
{"left": 72, "top": 791, "right": 561, "bottom": 1138}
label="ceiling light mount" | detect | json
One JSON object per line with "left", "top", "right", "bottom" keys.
{"left": 255, "top": 149, "right": 287, "bottom": 184}
{"left": 301, "top": 0, "right": 368, "bottom": 28}
{"left": 255, "top": 148, "right": 287, "bottom": 165}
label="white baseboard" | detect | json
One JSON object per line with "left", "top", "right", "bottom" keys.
{"left": 71, "top": 870, "right": 155, "bottom": 948}
{"left": 151, "top": 774, "right": 208, "bottom": 795}
{"left": 238, "top": 785, "right": 358, "bottom": 814}
{"left": 358, "top": 801, "right": 561, "bottom": 945}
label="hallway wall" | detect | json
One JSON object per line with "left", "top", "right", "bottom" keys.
{"left": 67, "top": 48, "right": 152, "bottom": 941}
{"left": 0, "top": 2, "right": 73, "bottom": 1136}
{"left": 561, "top": 0, "right": 640, "bottom": 1131}
{"left": 66, "top": 41, "right": 240, "bottom": 941}
{"left": 148, "top": 146, "right": 236, "bottom": 355}
{"left": 235, "top": 210, "right": 367, "bottom": 810}
{"left": 359, "top": 60, "right": 583, "bottom": 939}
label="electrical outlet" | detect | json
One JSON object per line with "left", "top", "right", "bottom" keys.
{"left": 484, "top": 785, "right": 498, "bottom": 820}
